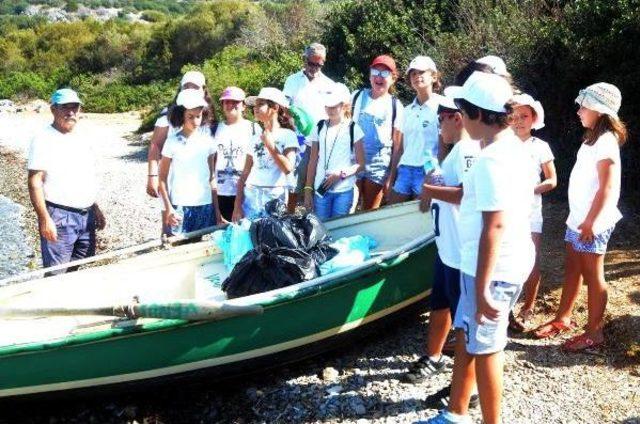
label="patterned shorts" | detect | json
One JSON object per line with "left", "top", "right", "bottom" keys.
{"left": 564, "top": 226, "right": 615, "bottom": 255}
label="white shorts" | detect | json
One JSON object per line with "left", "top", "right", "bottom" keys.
{"left": 453, "top": 273, "right": 523, "bottom": 355}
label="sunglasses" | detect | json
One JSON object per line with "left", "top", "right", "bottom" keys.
{"left": 306, "top": 60, "right": 324, "bottom": 69}
{"left": 370, "top": 68, "right": 392, "bottom": 78}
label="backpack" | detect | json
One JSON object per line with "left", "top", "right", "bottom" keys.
{"left": 316, "top": 120, "right": 357, "bottom": 152}
{"left": 351, "top": 89, "right": 398, "bottom": 140}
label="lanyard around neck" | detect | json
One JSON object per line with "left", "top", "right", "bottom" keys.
{"left": 323, "top": 122, "right": 342, "bottom": 172}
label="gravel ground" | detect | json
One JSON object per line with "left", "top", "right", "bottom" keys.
{"left": 0, "top": 111, "right": 639, "bottom": 423}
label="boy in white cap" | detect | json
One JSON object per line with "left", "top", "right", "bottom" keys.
{"left": 508, "top": 93, "right": 557, "bottom": 331}
{"left": 389, "top": 56, "right": 443, "bottom": 204}
{"left": 422, "top": 72, "right": 534, "bottom": 424}
{"left": 28, "top": 88, "right": 106, "bottom": 275}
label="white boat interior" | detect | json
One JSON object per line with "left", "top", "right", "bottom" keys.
{"left": 0, "top": 202, "right": 433, "bottom": 349}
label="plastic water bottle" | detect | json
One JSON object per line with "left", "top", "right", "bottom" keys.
{"left": 171, "top": 208, "right": 184, "bottom": 235}
{"left": 424, "top": 155, "right": 445, "bottom": 186}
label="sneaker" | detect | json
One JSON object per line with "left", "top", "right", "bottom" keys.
{"left": 424, "top": 385, "right": 480, "bottom": 410}
{"left": 414, "top": 409, "right": 473, "bottom": 424}
{"left": 402, "top": 355, "right": 447, "bottom": 384}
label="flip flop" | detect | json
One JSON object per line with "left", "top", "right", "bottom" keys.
{"left": 562, "top": 333, "right": 604, "bottom": 352}
{"left": 533, "top": 319, "right": 577, "bottom": 339}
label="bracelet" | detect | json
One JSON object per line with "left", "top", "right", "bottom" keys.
{"left": 303, "top": 186, "right": 314, "bottom": 192}
{"left": 148, "top": 174, "right": 158, "bottom": 177}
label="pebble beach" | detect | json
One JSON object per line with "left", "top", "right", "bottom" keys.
{"left": 0, "top": 111, "right": 639, "bottom": 423}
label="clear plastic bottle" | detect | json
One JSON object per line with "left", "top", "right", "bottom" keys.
{"left": 423, "top": 155, "right": 445, "bottom": 186}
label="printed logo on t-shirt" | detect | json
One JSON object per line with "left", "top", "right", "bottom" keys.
{"left": 216, "top": 142, "right": 244, "bottom": 185}
{"left": 464, "top": 155, "right": 477, "bottom": 171}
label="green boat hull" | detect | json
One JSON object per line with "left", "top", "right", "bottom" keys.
{"left": 0, "top": 208, "right": 436, "bottom": 398}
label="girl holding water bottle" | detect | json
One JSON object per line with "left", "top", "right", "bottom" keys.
{"left": 159, "top": 89, "right": 217, "bottom": 236}
{"left": 389, "top": 56, "right": 442, "bottom": 204}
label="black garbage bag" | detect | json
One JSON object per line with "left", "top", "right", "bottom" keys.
{"left": 264, "top": 198, "right": 287, "bottom": 217}
{"left": 222, "top": 245, "right": 318, "bottom": 299}
{"left": 308, "top": 243, "right": 339, "bottom": 266}
{"left": 288, "top": 213, "right": 330, "bottom": 250}
{"left": 250, "top": 216, "right": 300, "bottom": 249}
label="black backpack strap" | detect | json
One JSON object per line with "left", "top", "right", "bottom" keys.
{"left": 316, "top": 119, "right": 326, "bottom": 139}
{"left": 349, "top": 121, "right": 355, "bottom": 152}
{"left": 252, "top": 122, "right": 258, "bottom": 136}
{"left": 391, "top": 95, "right": 397, "bottom": 138}
{"left": 351, "top": 89, "right": 363, "bottom": 120}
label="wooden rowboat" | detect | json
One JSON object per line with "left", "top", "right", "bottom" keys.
{"left": 0, "top": 201, "right": 435, "bottom": 399}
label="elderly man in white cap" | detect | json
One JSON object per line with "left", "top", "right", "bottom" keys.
{"left": 27, "top": 88, "right": 106, "bottom": 275}
{"left": 283, "top": 42, "right": 336, "bottom": 211}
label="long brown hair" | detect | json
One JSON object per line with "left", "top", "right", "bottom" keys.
{"left": 263, "top": 100, "right": 295, "bottom": 131}
{"left": 585, "top": 114, "right": 628, "bottom": 146}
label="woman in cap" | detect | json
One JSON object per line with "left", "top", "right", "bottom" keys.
{"left": 211, "top": 86, "right": 261, "bottom": 222}
{"left": 351, "top": 54, "right": 405, "bottom": 210}
{"left": 158, "top": 89, "right": 217, "bottom": 235}
{"left": 231, "top": 87, "right": 299, "bottom": 221}
{"left": 304, "top": 83, "right": 365, "bottom": 220}
{"left": 389, "top": 56, "right": 443, "bottom": 204}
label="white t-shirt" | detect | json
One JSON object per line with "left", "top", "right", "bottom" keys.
{"left": 308, "top": 120, "right": 364, "bottom": 193}
{"left": 432, "top": 138, "right": 481, "bottom": 269}
{"left": 523, "top": 136, "right": 554, "bottom": 224}
{"left": 352, "top": 89, "right": 404, "bottom": 150}
{"left": 459, "top": 133, "right": 535, "bottom": 284}
{"left": 154, "top": 109, "right": 179, "bottom": 138}
{"left": 161, "top": 129, "right": 215, "bottom": 206}
{"left": 246, "top": 127, "right": 299, "bottom": 188}
{"left": 27, "top": 125, "right": 97, "bottom": 209}
{"left": 399, "top": 94, "right": 442, "bottom": 166}
{"left": 567, "top": 132, "right": 622, "bottom": 233}
{"left": 213, "top": 120, "right": 261, "bottom": 196}
{"left": 283, "top": 70, "right": 335, "bottom": 131}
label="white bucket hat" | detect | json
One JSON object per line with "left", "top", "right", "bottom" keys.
{"left": 176, "top": 88, "right": 208, "bottom": 109}
{"left": 324, "top": 83, "right": 351, "bottom": 107}
{"left": 245, "top": 87, "right": 290, "bottom": 109}
{"left": 449, "top": 71, "right": 513, "bottom": 113}
{"left": 476, "top": 55, "right": 509, "bottom": 77}
{"left": 406, "top": 56, "right": 437, "bottom": 74}
{"left": 575, "top": 82, "right": 621, "bottom": 119}
{"left": 512, "top": 93, "right": 545, "bottom": 130}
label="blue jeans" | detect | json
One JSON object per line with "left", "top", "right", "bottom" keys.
{"left": 314, "top": 189, "right": 354, "bottom": 221}
{"left": 41, "top": 203, "right": 96, "bottom": 275}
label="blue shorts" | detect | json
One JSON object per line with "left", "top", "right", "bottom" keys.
{"left": 166, "top": 204, "right": 215, "bottom": 236}
{"left": 359, "top": 151, "right": 391, "bottom": 186}
{"left": 565, "top": 226, "right": 614, "bottom": 255}
{"left": 314, "top": 189, "right": 354, "bottom": 221}
{"left": 430, "top": 254, "right": 462, "bottom": 319}
{"left": 453, "top": 273, "right": 522, "bottom": 355}
{"left": 393, "top": 165, "right": 425, "bottom": 196}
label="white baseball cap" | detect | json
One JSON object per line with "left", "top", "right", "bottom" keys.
{"left": 438, "top": 86, "right": 460, "bottom": 110}
{"left": 245, "top": 87, "right": 290, "bottom": 109}
{"left": 512, "top": 93, "right": 545, "bottom": 130}
{"left": 180, "top": 70, "right": 206, "bottom": 88}
{"left": 449, "top": 71, "right": 513, "bottom": 113}
{"left": 476, "top": 55, "right": 509, "bottom": 77}
{"left": 575, "top": 82, "right": 621, "bottom": 119}
{"left": 406, "top": 56, "right": 437, "bottom": 74}
{"left": 324, "top": 83, "right": 351, "bottom": 107}
{"left": 176, "top": 88, "right": 208, "bottom": 109}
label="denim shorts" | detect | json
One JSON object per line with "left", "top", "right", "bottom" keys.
{"left": 453, "top": 273, "right": 522, "bottom": 355}
{"left": 166, "top": 204, "right": 215, "bottom": 236}
{"left": 430, "top": 253, "right": 462, "bottom": 320}
{"left": 565, "top": 226, "right": 615, "bottom": 255}
{"left": 393, "top": 165, "right": 425, "bottom": 196}
{"left": 359, "top": 153, "right": 390, "bottom": 186}
{"left": 314, "top": 189, "right": 354, "bottom": 221}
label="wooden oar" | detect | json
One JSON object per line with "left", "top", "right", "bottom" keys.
{"left": 0, "top": 300, "right": 262, "bottom": 321}
{"left": 0, "top": 223, "right": 225, "bottom": 287}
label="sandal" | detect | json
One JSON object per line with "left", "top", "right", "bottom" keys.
{"left": 533, "top": 319, "right": 577, "bottom": 339}
{"left": 562, "top": 333, "right": 604, "bottom": 352}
